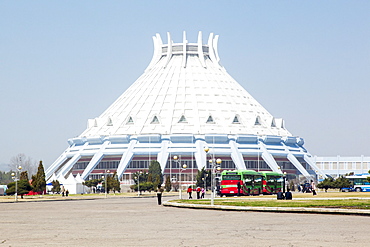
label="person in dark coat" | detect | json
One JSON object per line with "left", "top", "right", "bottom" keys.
{"left": 237, "top": 181, "right": 241, "bottom": 196}
{"left": 156, "top": 185, "right": 164, "bottom": 205}
{"left": 285, "top": 188, "right": 292, "bottom": 200}
{"left": 277, "top": 191, "right": 285, "bottom": 200}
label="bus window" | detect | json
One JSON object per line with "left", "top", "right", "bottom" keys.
{"left": 254, "top": 176, "right": 262, "bottom": 185}
{"left": 244, "top": 176, "right": 252, "bottom": 186}
{"left": 222, "top": 175, "right": 241, "bottom": 181}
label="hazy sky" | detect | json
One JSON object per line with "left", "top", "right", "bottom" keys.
{"left": 1, "top": 1, "right": 369, "bottom": 171}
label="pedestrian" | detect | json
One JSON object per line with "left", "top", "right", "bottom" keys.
{"left": 277, "top": 191, "right": 285, "bottom": 200}
{"left": 237, "top": 181, "right": 241, "bottom": 196}
{"left": 66, "top": 190, "right": 69, "bottom": 197}
{"left": 196, "top": 187, "right": 201, "bottom": 199}
{"left": 187, "top": 186, "right": 193, "bottom": 199}
{"left": 311, "top": 180, "right": 317, "bottom": 196}
{"left": 61, "top": 186, "right": 65, "bottom": 197}
{"left": 201, "top": 187, "right": 205, "bottom": 199}
{"left": 156, "top": 185, "right": 163, "bottom": 205}
{"left": 285, "top": 188, "right": 292, "bottom": 200}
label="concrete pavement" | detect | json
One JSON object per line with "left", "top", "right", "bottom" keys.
{"left": 1, "top": 196, "right": 369, "bottom": 246}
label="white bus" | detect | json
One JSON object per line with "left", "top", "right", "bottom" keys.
{"left": 345, "top": 175, "right": 370, "bottom": 192}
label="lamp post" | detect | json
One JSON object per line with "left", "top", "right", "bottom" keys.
{"left": 202, "top": 173, "right": 208, "bottom": 190}
{"left": 137, "top": 170, "right": 143, "bottom": 197}
{"left": 178, "top": 164, "right": 187, "bottom": 199}
{"left": 11, "top": 166, "right": 22, "bottom": 202}
{"left": 204, "top": 147, "right": 221, "bottom": 206}
{"left": 277, "top": 166, "right": 285, "bottom": 193}
{"left": 174, "top": 155, "right": 186, "bottom": 199}
{"left": 283, "top": 172, "right": 287, "bottom": 193}
{"left": 104, "top": 170, "right": 110, "bottom": 198}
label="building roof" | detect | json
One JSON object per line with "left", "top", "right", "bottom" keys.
{"left": 80, "top": 31, "right": 291, "bottom": 138}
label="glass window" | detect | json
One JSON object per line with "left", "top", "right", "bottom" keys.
{"left": 127, "top": 117, "right": 134, "bottom": 124}
{"left": 255, "top": 116, "right": 261, "bottom": 125}
{"left": 232, "top": 115, "right": 240, "bottom": 124}
{"left": 222, "top": 175, "right": 241, "bottom": 180}
{"left": 178, "top": 115, "right": 187, "bottom": 123}
{"left": 151, "top": 116, "right": 159, "bottom": 124}
{"left": 206, "top": 116, "right": 214, "bottom": 123}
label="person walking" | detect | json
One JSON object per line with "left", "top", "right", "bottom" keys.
{"left": 196, "top": 187, "right": 201, "bottom": 199}
{"left": 201, "top": 187, "right": 205, "bottom": 199}
{"left": 311, "top": 180, "right": 317, "bottom": 196}
{"left": 187, "top": 186, "right": 193, "bottom": 199}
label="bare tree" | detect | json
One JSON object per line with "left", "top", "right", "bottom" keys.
{"left": 9, "top": 154, "right": 37, "bottom": 177}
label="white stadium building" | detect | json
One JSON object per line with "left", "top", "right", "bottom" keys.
{"left": 46, "top": 32, "right": 334, "bottom": 192}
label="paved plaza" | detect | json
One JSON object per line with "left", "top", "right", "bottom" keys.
{"left": 1, "top": 196, "right": 369, "bottom": 246}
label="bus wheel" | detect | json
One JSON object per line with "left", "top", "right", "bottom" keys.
{"left": 355, "top": 187, "right": 362, "bottom": 192}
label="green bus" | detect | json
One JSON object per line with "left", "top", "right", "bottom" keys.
{"left": 220, "top": 170, "right": 263, "bottom": 196}
{"left": 260, "top": 171, "right": 283, "bottom": 194}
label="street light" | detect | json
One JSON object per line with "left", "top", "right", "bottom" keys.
{"left": 204, "top": 147, "right": 222, "bottom": 206}
{"left": 137, "top": 170, "right": 143, "bottom": 197}
{"left": 11, "top": 166, "right": 22, "bottom": 202}
{"left": 179, "top": 164, "right": 187, "bottom": 199}
{"left": 173, "top": 155, "right": 187, "bottom": 199}
{"left": 202, "top": 173, "right": 209, "bottom": 192}
{"left": 104, "top": 170, "right": 110, "bottom": 198}
{"left": 277, "top": 166, "right": 286, "bottom": 193}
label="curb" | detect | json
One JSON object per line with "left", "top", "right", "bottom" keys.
{"left": 162, "top": 201, "right": 370, "bottom": 216}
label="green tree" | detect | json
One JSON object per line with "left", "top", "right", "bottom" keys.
{"left": 51, "top": 180, "right": 61, "bottom": 193}
{"left": 367, "top": 170, "right": 370, "bottom": 183}
{"left": 83, "top": 178, "right": 103, "bottom": 193}
{"left": 333, "top": 176, "right": 351, "bottom": 190}
{"left": 154, "top": 175, "right": 161, "bottom": 190}
{"left": 130, "top": 182, "right": 154, "bottom": 193}
{"left": 31, "top": 161, "right": 46, "bottom": 194}
{"left": 164, "top": 176, "right": 171, "bottom": 192}
{"left": 6, "top": 180, "right": 32, "bottom": 198}
{"left": 195, "top": 168, "right": 211, "bottom": 189}
{"left": 131, "top": 170, "right": 155, "bottom": 193}
{"left": 148, "top": 160, "right": 163, "bottom": 185}
{"left": 83, "top": 179, "right": 103, "bottom": 190}
{"left": 318, "top": 177, "right": 335, "bottom": 191}
{"left": 20, "top": 171, "right": 29, "bottom": 181}
{"left": 107, "top": 172, "right": 121, "bottom": 193}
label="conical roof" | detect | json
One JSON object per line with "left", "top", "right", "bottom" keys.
{"left": 80, "top": 31, "right": 291, "bottom": 137}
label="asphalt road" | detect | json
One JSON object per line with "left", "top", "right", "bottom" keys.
{"left": 1, "top": 196, "right": 369, "bottom": 246}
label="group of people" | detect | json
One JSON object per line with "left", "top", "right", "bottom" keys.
{"left": 279, "top": 180, "right": 317, "bottom": 200}
{"left": 187, "top": 186, "right": 205, "bottom": 199}
{"left": 298, "top": 180, "right": 317, "bottom": 196}
{"left": 277, "top": 189, "right": 293, "bottom": 200}
{"left": 61, "top": 187, "right": 69, "bottom": 197}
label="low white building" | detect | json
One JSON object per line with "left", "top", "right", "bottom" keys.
{"left": 314, "top": 156, "right": 370, "bottom": 178}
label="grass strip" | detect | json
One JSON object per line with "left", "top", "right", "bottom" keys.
{"left": 173, "top": 199, "right": 370, "bottom": 210}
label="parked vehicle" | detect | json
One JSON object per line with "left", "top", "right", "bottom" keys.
{"left": 344, "top": 175, "right": 370, "bottom": 192}
{"left": 219, "top": 170, "right": 283, "bottom": 196}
